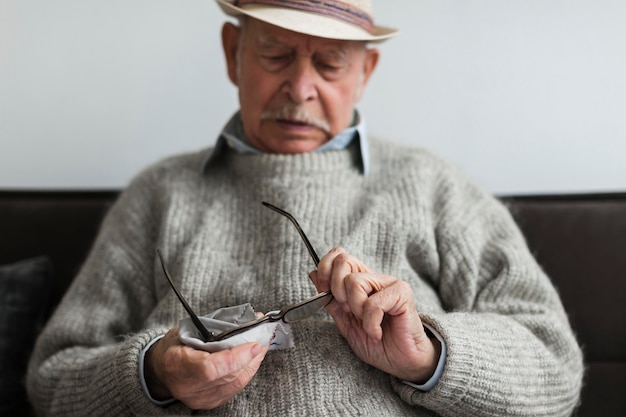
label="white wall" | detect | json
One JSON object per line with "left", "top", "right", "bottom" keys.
{"left": 1, "top": 0, "right": 625, "bottom": 195}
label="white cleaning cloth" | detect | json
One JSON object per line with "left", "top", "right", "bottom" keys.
{"left": 178, "top": 303, "right": 294, "bottom": 353}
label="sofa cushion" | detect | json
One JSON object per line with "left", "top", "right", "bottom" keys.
{"left": 0, "top": 256, "right": 53, "bottom": 417}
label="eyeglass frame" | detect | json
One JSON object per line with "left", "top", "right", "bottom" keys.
{"left": 157, "top": 201, "right": 333, "bottom": 343}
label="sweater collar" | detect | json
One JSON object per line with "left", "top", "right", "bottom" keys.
{"left": 203, "top": 111, "right": 370, "bottom": 175}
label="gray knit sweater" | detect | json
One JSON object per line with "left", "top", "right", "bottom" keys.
{"left": 27, "top": 137, "right": 583, "bottom": 416}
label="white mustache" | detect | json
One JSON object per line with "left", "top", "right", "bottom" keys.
{"left": 260, "top": 105, "right": 331, "bottom": 134}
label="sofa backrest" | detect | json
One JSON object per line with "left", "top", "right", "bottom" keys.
{"left": 0, "top": 191, "right": 118, "bottom": 311}
{"left": 502, "top": 194, "right": 626, "bottom": 416}
{"left": 0, "top": 190, "right": 624, "bottom": 416}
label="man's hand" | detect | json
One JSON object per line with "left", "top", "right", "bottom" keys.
{"left": 309, "top": 247, "right": 440, "bottom": 383}
{"left": 144, "top": 328, "right": 268, "bottom": 410}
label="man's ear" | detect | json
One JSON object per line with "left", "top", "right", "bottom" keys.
{"left": 221, "top": 22, "right": 241, "bottom": 86}
{"left": 355, "top": 48, "right": 380, "bottom": 101}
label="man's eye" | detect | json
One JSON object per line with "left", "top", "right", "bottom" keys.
{"left": 264, "top": 55, "right": 288, "bottom": 63}
{"left": 259, "top": 54, "right": 291, "bottom": 71}
{"left": 323, "top": 65, "right": 341, "bottom": 73}
{"left": 317, "top": 62, "right": 344, "bottom": 76}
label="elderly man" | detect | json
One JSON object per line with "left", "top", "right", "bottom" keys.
{"left": 27, "top": 1, "right": 583, "bottom": 416}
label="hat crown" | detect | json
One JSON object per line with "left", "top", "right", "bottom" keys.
{"left": 233, "top": 0, "right": 375, "bottom": 32}
{"left": 344, "top": 0, "right": 373, "bottom": 14}
{"left": 217, "top": 0, "right": 397, "bottom": 42}
{"left": 236, "top": 0, "right": 373, "bottom": 13}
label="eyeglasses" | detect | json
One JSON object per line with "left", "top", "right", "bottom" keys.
{"left": 157, "top": 201, "right": 333, "bottom": 342}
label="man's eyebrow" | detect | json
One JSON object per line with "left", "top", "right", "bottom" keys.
{"left": 255, "top": 34, "right": 289, "bottom": 49}
{"left": 254, "top": 34, "right": 356, "bottom": 58}
{"left": 317, "top": 48, "right": 349, "bottom": 60}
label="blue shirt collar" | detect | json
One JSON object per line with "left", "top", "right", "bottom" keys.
{"left": 203, "top": 111, "right": 370, "bottom": 175}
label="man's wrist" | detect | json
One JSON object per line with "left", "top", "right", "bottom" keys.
{"left": 138, "top": 335, "right": 176, "bottom": 406}
{"left": 402, "top": 323, "right": 447, "bottom": 392}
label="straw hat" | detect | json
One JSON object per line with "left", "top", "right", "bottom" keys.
{"left": 216, "top": 0, "right": 398, "bottom": 42}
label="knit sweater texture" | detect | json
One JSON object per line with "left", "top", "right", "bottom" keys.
{"left": 27, "top": 138, "right": 583, "bottom": 416}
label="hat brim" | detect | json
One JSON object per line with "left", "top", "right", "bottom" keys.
{"left": 216, "top": 0, "right": 398, "bottom": 42}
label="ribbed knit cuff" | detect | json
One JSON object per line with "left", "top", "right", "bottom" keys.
{"left": 113, "top": 328, "right": 190, "bottom": 416}
{"left": 395, "top": 312, "right": 578, "bottom": 417}
{"left": 391, "top": 316, "right": 473, "bottom": 414}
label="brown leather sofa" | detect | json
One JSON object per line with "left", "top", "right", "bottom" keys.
{"left": 1, "top": 190, "right": 624, "bottom": 416}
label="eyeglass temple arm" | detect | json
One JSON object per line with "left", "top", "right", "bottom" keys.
{"left": 261, "top": 202, "right": 320, "bottom": 267}
{"left": 156, "top": 249, "right": 213, "bottom": 342}
{"left": 157, "top": 205, "right": 321, "bottom": 343}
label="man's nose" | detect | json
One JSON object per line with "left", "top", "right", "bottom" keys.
{"left": 281, "top": 60, "right": 318, "bottom": 104}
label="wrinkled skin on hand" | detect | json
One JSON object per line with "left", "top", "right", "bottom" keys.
{"left": 309, "top": 247, "right": 440, "bottom": 383}
{"left": 144, "top": 328, "right": 269, "bottom": 410}
{"left": 144, "top": 246, "right": 439, "bottom": 410}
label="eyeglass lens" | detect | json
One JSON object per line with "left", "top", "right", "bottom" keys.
{"left": 281, "top": 291, "right": 333, "bottom": 323}
{"left": 212, "top": 290, "right": 333, "bottom": 341}
{"left": 160, "top": 202, "right": 333, "bottom": 342}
